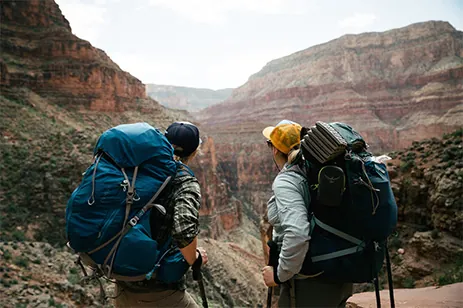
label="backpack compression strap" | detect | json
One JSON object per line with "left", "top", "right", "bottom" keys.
{"left": 310, "top": 216, "right": 366, "bottom": 262}
{"left": 104, "top": 171, "right": 171, "bottom": 279}
{"left": 102, "top": 166, "right": 140, "bottom": 278}
{"left": 86, "top": 172, "right": 172, "bottom": 280}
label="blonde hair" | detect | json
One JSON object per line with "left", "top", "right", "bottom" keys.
{"left": 274, "top": 146, "right": 301, "bottom": 165}
{"left": 287, "top": 147, "right": 301, "bottom": 164}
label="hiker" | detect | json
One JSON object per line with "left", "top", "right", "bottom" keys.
{"left": 115, "top": 121, "right": 208, "bottom": 308}
{"left": 261, "top": 120, "right": 353, "bottom": 307}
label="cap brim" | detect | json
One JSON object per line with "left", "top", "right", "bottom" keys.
{"left": 262, "top": 126, "right": 274, "bottom": 140}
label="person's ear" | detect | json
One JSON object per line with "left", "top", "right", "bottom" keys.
{"left": 272, "top": 147, "right": 279, "bottom": 156}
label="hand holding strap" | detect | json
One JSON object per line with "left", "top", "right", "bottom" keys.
{"left": 267, "top": 240, "right": 282, "bottom": 285}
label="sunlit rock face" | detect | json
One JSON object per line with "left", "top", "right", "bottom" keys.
{"left": 194, "top": 21, "right": 462, "bottom": 235}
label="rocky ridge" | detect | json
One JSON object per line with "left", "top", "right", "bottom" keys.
{"left": 382, "top": 129, "right": 463, "bottom": 288}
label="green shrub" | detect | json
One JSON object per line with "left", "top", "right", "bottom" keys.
{"left": 437, "top": 252, "right": 463, "bottom": 286}
{"left": 20, "top": 274, "right": 31, "bottom": 281}
{"left": 389, "top": 236, "right": 402, "bottom": 250}
{"left": 13, "top": 256, "right": 29, "bottom": 268}
{"left": 404, "top": 151, "right": 417, "bottom": 161}
{"left": 443, "top": 128, "right": 463, "bottom": 139}
{"left": 400, "top": 161, "right": 415, "bottom": 172}
{"left": 402, "top": 277, "right": 415, "bottom": 288}
{"left": 2, "top": 249, "right": 12, "bottom": 260}
{"left": 438, "top": 270, "right": 463, "bottom": 286}
{"left": 1, "top": 279, "right": 11, "bottom": 288}
{"left": 67, "top": 273, "right": 80, "bottom": 285}
{"left": 12, "top": 230, "right": 26, "bottom": 241}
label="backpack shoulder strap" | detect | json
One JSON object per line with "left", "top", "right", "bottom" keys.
{"left": 176, "top": 161, "right": 195, "bottom": 177}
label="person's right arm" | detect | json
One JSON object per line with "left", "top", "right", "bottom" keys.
{"left": 179, "top": 237, "right": 207, "bottom": 266}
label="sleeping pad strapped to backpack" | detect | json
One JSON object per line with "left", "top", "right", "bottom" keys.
{"left": 65, "top": 122, "right": 190, "bottom": 283}
{"left": 299, "top": 122, "right": 398, "bottom": 283}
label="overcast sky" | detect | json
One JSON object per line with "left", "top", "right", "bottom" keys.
{"left": 55, "top": 0, "right": 463, "bottom": 90}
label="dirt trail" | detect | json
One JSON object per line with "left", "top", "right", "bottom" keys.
{"left": 348, "top": 283, "right": 463, "bottom": 308}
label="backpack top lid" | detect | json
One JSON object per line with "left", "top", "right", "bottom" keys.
{"left": 94, "top": 122, "right": 175, "bottom": 168}
{"left": 329, "top": 122, "right": 367, "bottom": 152}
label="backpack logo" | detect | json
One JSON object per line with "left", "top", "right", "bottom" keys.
{"left": 324, "top": 174, "right": 340, "bottom": 183}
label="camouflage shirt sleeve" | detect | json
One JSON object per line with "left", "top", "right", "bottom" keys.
{"left": 171, "top": 175, "right": 201, "bottom": 248}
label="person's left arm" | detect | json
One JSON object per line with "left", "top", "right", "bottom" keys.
{"left": 172, "top": 177, "right": 207, "bottom": 265}
{"left": 270, "top": 172, "right": 311, "bottom": 284}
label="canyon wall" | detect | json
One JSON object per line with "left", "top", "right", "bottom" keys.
{"left": 199, "top": 21, "right": 462, "bottom": 150}
{"left": 1, "top": 0, "right": 145, "bottom": 111}
{"left": 194, "top": 21, "right": 463, "bottom": 234}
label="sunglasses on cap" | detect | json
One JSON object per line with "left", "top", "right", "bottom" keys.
{"left": 266, "top": 140, "right": 273, "bottom": 148}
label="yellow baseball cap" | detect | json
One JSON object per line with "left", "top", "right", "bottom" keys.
{"left": 262, "top": 120, "right": 302, "bottom": 154}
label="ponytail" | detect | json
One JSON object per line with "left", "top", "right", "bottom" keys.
{"left": 287, "top": 146, "right": 301, "bottom": 164}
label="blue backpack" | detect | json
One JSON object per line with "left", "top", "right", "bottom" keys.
{"left": 299, "top": 122, "right": 398, "bottom": 283}
{"left": 65, "top": 122, "right": 190, "bottom": 283}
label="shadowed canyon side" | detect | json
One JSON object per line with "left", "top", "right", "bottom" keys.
{"left": 0, "top": 0, "right": 145, "bottom": 111}
{"left": 199, "top": 21, "right": 463, "bottom": 151}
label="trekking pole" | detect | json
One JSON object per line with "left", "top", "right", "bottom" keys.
{"left": 192, "top": 252, "right": 208, "bottom": 308}
{"left": 267, "top": 240, "right": 279, "bottom": 308}
{"left": 385, "top": 240, "right": 395, "bottom": 308}
{"left": 374, "top": 274, "right": 381, "bottom": 308}
{"left": 267, "top": 285, "right": 273, "bottom": 308}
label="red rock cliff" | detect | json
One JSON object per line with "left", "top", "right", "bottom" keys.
{"left": 195, "top": 21, "right": 463, "bottom": 233}
{"left": 0, "top": 0, "right": 146, "bottom": 111}
{"left": 199, "top": 21, "right": 463, "bottom": 151}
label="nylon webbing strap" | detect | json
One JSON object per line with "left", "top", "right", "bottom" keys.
{"left": 312, "top": 246, "right": 364, "bottom": 262}
{"left": 87, "top": 176, "right": 171, "bottom": 256}
{"left": 310, "top": 216, "right": 365, "bottom": 263}
{"left": 144, "top": 176, "right": 172, "bottom": 213}
{"left": 312, "top": 217, "right": 363, "bottom": 245}
{"left": 90, "top": 175, "right": 172, "bottom": 280}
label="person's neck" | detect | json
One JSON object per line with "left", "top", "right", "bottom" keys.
{"left": 275, "top": 156, "right": 286, "bottom": 170}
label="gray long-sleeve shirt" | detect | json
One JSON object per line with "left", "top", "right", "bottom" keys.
{"left": 267, "top": 163, "right": 311, "bottom": 282}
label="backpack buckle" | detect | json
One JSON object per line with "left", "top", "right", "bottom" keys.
{"left": 129, "top": 216, "right": 139, "bottom": 227}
